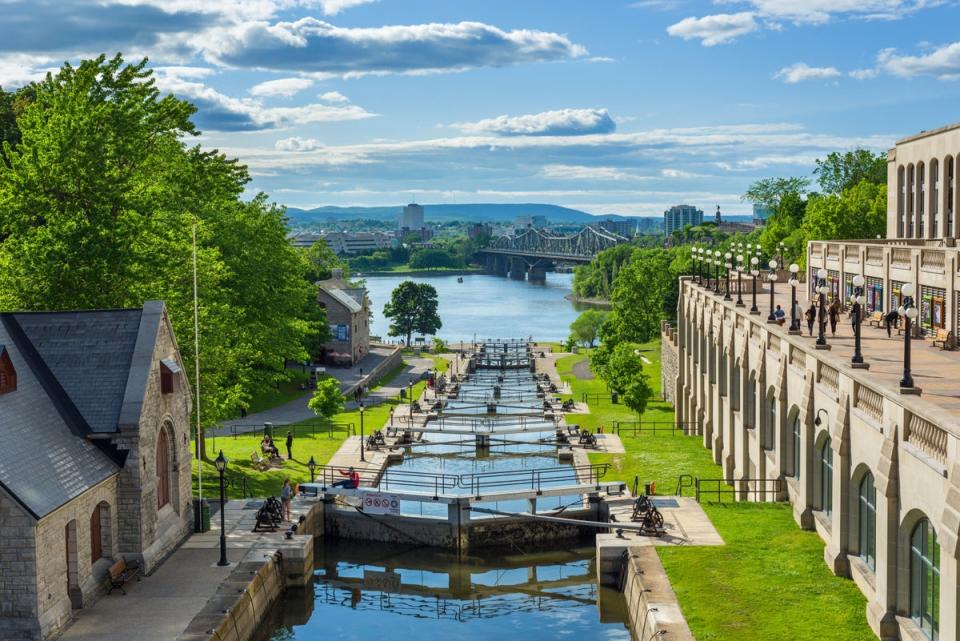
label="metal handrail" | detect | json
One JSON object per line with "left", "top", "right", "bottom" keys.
{"left": 459, "top": 463, "right": 610, "bottom": 497}
{"left": 693, "top": 477, "right": 782, "bottom": 503}
{"left": 612, "top": 421, "right": 700, "bottom": 436}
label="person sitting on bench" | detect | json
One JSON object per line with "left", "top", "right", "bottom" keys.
{"left": 332, "top": 466, "right": 360, "bottom": 489}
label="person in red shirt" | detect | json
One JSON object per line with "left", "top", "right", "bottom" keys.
{"left": 332, "top": 466, "right": 360, "bottom": 489}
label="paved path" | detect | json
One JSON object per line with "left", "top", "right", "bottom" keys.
{"left": 571, "top": 357, "right": 594, "bottom": 380}
{"left": 212, "top": 353, "right": 434, "bottom": 436}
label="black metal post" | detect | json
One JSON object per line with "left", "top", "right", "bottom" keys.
{"left": 714, "top": 259, "right": 720, "bottom": 294}
{"left": 750, "top": 272, "right": 759, "bottom": 314}
{"left": 789, "top": 281, "right": 799, "bottom": 332}
{"left": 216, "top": 451, "right": 228, "bottom": 567}
{"left": 852, "top": 286, "right": 864, "bottom": 365}
{"left": 901, "top": 296, "right": 914, "bottom": 388}
{"left": 359, "top": 405, "right": 365, "bottom": 462}
{"left": 767, "top": 273, "right": 776, "bottom": 322}
{"left": 736, "top": 265, "right": 744, "bottom": 307}
{"left": 724, "top": 259, "right": 732, "bottom": 301}
{"left": 816, "top": 279, "right": 828, "bottom": 347}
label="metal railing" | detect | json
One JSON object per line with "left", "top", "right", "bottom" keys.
{"left": 675, "top": 474, "right": 694, "bottom": 496}
{"left": 692, "top": 477, "right": 783, "bottom": 503}
{"left": 580, "top": 392, "right": 614, "bottom": 404}
{"left": 308, "top": 464, "right": 459, "bottom": 498}
{"left": 459, "top": 463, "right": 610, "bottom": 498}
{"left": 223, "top": 420, "right": 355, "bottom": 439}
{"left": 612, "top": 421, "right": 699, "bottom": 436}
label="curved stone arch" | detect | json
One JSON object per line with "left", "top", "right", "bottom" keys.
{"left": 90, "top": 499, "right": 113, "bottom": 562}
{"left": 155, "top": 419, "right": 181, "bottom": 515}
{"left": 848, "top": 463, "right": 876, "bottom": 565}
{"left": 896, "top": 507, "right": 942, "bottom": 623}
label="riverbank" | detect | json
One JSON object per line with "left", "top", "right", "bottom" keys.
{"left": 357, "top": 266, "right": 484, "bottom": 276}
{"left": 564, "top": 293, "right": 612, "bottom": 308}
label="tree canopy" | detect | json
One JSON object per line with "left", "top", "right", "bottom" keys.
{"left": 741, "top": 176, "right": 810, "bottom": 209}
{"left": 595, "top": 342, "right": 653, "bottom": 415}
{"left": 308, "top": 377, "right": 345, "bottom": 419}
{"left": 0, "top": 55, "right": 325, "bottom": 429}
{"left": 383, "top": 280, "right": 442, "bottom": 345}
{"left": 569, "top": 309, "right": 607, "bottom": 347}
{"left": 814, "top": 149, "right": 886, "bottom": 194}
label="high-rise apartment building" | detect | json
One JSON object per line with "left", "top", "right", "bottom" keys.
{"left": 399, "top": 203, "right": 425, "bottom": 230}
{"left": 663, "top": 205, "right": 703, "bottom": 236}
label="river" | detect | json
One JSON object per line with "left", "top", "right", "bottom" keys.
{"left": 360, "top": 272, "right": 585, "bottom": 343}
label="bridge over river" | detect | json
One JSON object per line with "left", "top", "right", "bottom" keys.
{"left": 478, "top": 226, "right": 628, "bottom": 282}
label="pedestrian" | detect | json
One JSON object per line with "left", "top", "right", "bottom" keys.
{"left": 389, "top": 408, "right": 395, "bottom": 426}
{"left": 280, "top": 478, "right": 294, "bottom": 521}
{"left": 828, "top": 300, "right": 841, "bottom": 336}
{"left": 884, "top": 309, "right": 900, "bottom": 337}
{"left": 774, "top": 305, "right": 785, "bottom": 325}
{"left": 598, "top": 424, "right": 604, "bottom": 434}
{"left": 239, "top": 406, "right": 247, "bottom": 419}
{"left": 805, "top": 304, "right": 817, "bottom": 336}
{"left": 286, "top": 431, "right": 294, "bottom": 460}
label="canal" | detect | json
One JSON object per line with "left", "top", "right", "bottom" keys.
{"left": 361, "top": 272, "right": 584, "bottom": 343}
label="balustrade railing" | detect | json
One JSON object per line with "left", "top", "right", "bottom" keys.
{"left": 854, "top": 384, "right": 883, "bottom": 421}
{"left": 921, "top": 249, "right": 946, "bottom": 272}
{"left": 818, "top": 363, "right": 839, "bottom": 391}
{"left": 907, "top": 415, "right": 948, "bottom": 466}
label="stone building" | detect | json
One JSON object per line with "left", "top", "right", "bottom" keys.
{"left": 0, "top": 302, "right": 193, "bottom": 640}
{"left": 316, "top": 269, "right": 370, "bottom": 365}
{"left": 667, "top": 122, "right": 960, "bottom": 641}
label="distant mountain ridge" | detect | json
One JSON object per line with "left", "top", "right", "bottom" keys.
{"left": 284, "top": 203, "right": 638, "bottom": 225}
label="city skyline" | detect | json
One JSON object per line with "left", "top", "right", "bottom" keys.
{"left": 5, "top": 0, "right": 960, "bottom": 216}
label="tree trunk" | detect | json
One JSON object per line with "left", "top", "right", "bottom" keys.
{"left": 406, "top": 331, "right": 411, "bottom": 347}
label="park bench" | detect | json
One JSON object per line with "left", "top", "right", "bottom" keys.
{"left": 932, "top": 328, "right": 954, "bottom": 350}
{"left": 250, "top": 451, "right": 270, "bottom": 471}
{"left": 107, "top": 558, "right": 140, "bottom": 595}
{"left": 867, "top": 311, "right": 884, "bottom": 328}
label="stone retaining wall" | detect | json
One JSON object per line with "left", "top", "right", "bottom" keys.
{"left": 660, "top": 322, "right": 679, "bottom": 406}
{"left": 620, "top": 547, "right": 695, "bottom": 641}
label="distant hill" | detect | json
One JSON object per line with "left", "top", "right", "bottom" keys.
{"left": 284, "top": 203, "right": 638, "bottom": 225}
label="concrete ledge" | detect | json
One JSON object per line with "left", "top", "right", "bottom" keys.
{"left": 621, "top": 546, "right": 696, "bottom": 641}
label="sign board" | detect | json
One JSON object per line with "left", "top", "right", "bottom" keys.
{"left": 362, "top": 569, "right": 401, "bottom": 592}
{"left": 362, "top": 492, "right": 401, "bottom": 516}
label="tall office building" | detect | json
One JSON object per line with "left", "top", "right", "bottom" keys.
{"left": 663, "top": 204, "right": 703, "bottom": 236}
{"left": 399, "top": 203, "right": 425, "bottom": 230}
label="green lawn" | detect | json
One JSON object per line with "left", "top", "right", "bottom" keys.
{"left": 554, "top": 341, "right": 874, "bottom": 641}
{"left": 240, "top": 379, "right": 308, "bottom": 416}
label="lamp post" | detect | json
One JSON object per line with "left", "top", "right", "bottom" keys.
{"left": 713, "top": 250, "right": 721, "bottom": 294}
{"left": 408, "top": 379, "right": 414, "bottom": 424}
{"left": 723, "top": 252, "right": 732, "bottom": 301}
{"left": 307, "top": 455, "right": 317, "bottom": 483}
{"left": 705, "top": 256, "right": 712, "bottom": 290}
{"left": 214, "top": 450, "right": 229, "bottom": 567}
{"left": 691, "top": 246, "right": 698, "bottom": 283}
{"left": 766, "top": 259, "right": 778, "bottom": 323}
{"left": 359, "top": 402, "right": 366, "bottom": 462}
{"left": 788, "top": 263, "right": 801, "bottom": 334}
{"left": 735, "top": 254, "right": 744, "bottom": 307}
{"left": 851, "top": 275, "right": 868, "bottom": 368}
{"left": 898, "top": 283, "right": 919, "bottom": 390}
{"left": 749, "top": 256, "right": 760, "bottom": 314}
{"left": 698, "top": 247, "right": 705, "bottom": 285}
{"left": 815, "top": 267, "right": 829, "bottom": 348}
{"left": 778, "top": 241, "right": 787, "bottom": 269}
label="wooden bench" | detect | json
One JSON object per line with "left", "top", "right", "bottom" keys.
{"left": 932, "top": 328, "right": 954, "bottom": 350}
{"left": 108, "top": 558, "right": 140, "bottom": 595}
{"left": 867, "top": 311, "right": 884, "bottom": 328}
{"left": 250, "top": 451, "right": 270, "bottom": 471}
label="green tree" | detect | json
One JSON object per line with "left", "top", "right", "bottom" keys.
{"left": 599, "top": 249, "right": 676, "bottom": 347}
{"left": 801, "top": 180, "right": 887, "bottom": 242}
{"left": 383, "top": 280, "right": 442, "bottom": 346}
{"left": 409, "top": 247, "right": 461, "bottom": 269}
{"left": 569, "top": 309, "right": 607, "bottom": 347}
{"left": 742, "top": 176, "right": 810, "bottom": 209}
{"left": 304, "top": 238, "right": 346, "bottom": 282}
{"left": 596, "top": 342, "right": 653, "bottom": 415}
{"left": 814, "top": 149, "right": 887, "bottom": 194}
{"left": 308, "top": 377, "right": 345, "bottom": 419}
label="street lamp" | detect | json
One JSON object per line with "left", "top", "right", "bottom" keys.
{"left": 705, "top": 256, "right": 712, "bottom": 290}
{"left": 724, "top": 252, "right": 732, "bottom": 301}
{"left": 735, "top": 254, "right": 745, "bottom": 307}
{"left": 815, "top": 267, "right": 829, "bottom": 348}
{"left": 898, "top": 283, "right": 919, "bottom": 390}
{"left": 307, "top": 455, "right": 317, "bottom": 483}
{"left": 766, "top": 259, "right": 778, "bottom": 323}
{"left": 359, "top": 401, "right": 366, "bottom": 462}
{"left": 749, "top": 256, "right": 760, "bottom": 314}
{"left": 851, "top": 275, "right": 868, "bottom": 368}
{"left": 788, "top": 264, "right": 801, "bottom": 334}
{"left": 691, "top": 246, "right": 698, "bottom": 283}
{"left": 698, "top": 247, "right": 705, "bottom": 285}
{"left": 713, "top": 250, "right": 721, "bottom": 294}
{"left": 214, "top": 450, "right": 229, "bottom": 567}
{"left": 408, "top": 379, "right": 414, "bottom": 424}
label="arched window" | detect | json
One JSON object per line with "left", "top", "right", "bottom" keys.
{"left": 745, "top": 374, "right": 757, "bottom": 428}
{"left": 90, "top": 506, "right": 102, "bottom": 562}
{"left": 910, "top": 518, "right": 940, "bottom": 639}
{"left": 764, "top": 390, "right": 776, "bottom": 451}
{"left": 931, "top": 159, "right": 939, "bottom": 237}
{"left": 156, "top": 428, "right": 171, "bottom": 509}
{"left": 918, "top": 162, "right": 926, "bottom": 238}
{"left": 731, "top": 361, "right": 741, "bottom": 410}
{"left": 947, "top": 156, "right": 955, "bottom": 237}
{"left": 792, "top": 413, "right": 801, "bottom": 479}
{"left": 819, "top": 437, "right": 833, "bottom": 516}
{"left": 898, "top": 165, "right": 906, "bottom": 237}
{"left": 908, "top": 164, "right": 916, "bottom": 237}
{"left": 719, "top": 351, "right": 727, "bottom": 397}
{"left": 858, "top": 473, "right": 876, "bottom": 571}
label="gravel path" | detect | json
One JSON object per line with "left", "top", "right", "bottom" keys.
{"left": 571, "top": 357, "right": 594, "bottom": 380}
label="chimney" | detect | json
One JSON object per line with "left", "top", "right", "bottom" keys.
{"left": 331, "top": 268, "right": 344, "bottom": 280}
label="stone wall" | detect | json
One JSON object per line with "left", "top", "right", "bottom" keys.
{"left": 621, "top": 547, "right": 695, "bottom": 641}
{"left": 660, "top": 321, "right": 679, "bottom": 406}
{"left": 30, "top": 477, "right": 119, "bottom": 641}
{"left": 0, "top": 491, "right": 38, "bottom": 640}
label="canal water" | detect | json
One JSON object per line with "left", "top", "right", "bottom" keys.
{"left": 258, "top": 343, "right": 632, "bottom": 640}
{"left": 360, "top": 272, "right": 582, "bottom": 343}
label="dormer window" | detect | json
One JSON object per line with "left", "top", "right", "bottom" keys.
{"left": 0, "top": 345, "right": 16, "bottom": 395}
{"left": 159, "top": 358, "right": 181, "bottom": 395}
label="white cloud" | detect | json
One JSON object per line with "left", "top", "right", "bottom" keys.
{"left": 849, "top": 68, "right": 879, "bottom": 79}
{"left": 539, "top": 165, "right": 648, "bottom": 181}
{"left": 154, "top": 65, "right": 215, "bottom": 79}
{"left": 666, "top": 12, "right": 759, "bottom": 46}
{"left": 773, "top": 62, "right": 842, "bottom": 83}
{"left": 318, "top": 91, "right": 349, "bottom": 103}
{"left": 878, "top": 42, "right": 960, "bottom": 79}
{"left": 276, "top": 136, "right": 322, "bottom": 151}
{"left": 661, "top": 168, "right": 704, "bottom": 178}
{"left": 310, "top": 0, "right": 377, "bottom": 15}
{"left": 250, "top": 77, "right": 314, "bottom": 97}
{"left": 734, "top": 0, "right": 938, "bottom": 24}
{"left": 0, "top": 53, "right": 56, "bottom": 87}
{"left": 203, "top": 19, "right": 588, "bottom": 77}
{"left": 455, "top": 108, "right": 616, "bottom": 137}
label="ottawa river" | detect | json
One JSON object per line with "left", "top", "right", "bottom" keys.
{"left": 361, "top": 271, "right": 589, "bottom": 343}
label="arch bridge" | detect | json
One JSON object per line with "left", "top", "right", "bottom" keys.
{"left": 478, "top": 227, "right": 628, "bottom": 281}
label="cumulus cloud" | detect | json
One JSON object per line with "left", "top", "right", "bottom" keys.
{"left": 849, "top": 68, "right": 879, "bottom": 80}
{"left": 250, "top": 77, "right": 314, "bottom": 97}
{"left": 539, "top": 165, "right": 647, "bottom": 181}
{"left": 311, "top": 0, "right": 378, "bottom": 15}
{"left": 318, "top": 91, "right": 349, "bottom": 103}
{"left": 204, "top": 19, "right": 588, "bottom": 76}
{"left": 455, "top": 109, "right": 616, "bottom": 137}
{"left": 276, "top": 136, "right": 322, "bottom": 151}
{"left": 666, "top": 12, "right": 759, "bottom": 46}
{"left": 878, "top": 42, "right": 960, "bottom": 79}
{"left": 773, "top": 62, "right": 842, "bottom": 83}
{"left": 155, "top": 77, "right": 374, "bottom": 130}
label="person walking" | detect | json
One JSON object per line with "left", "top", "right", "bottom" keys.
{"left": 828, "top": 300, "right": 841, "bottom": 336}
{"left": 805, "top": 304, "right": 817, "bottom": 337}
{"left": 884, "top": 309, "right": 900, "bottom": 337}
{"left": 285, "top": 431, "right": 294, "bottom": 460}
{"left": 280, "top": 478, "right": 294, "bottom": 522}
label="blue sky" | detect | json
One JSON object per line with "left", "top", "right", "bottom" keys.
{"left": 4, "top": 0, "right": 960, "bottom": 217}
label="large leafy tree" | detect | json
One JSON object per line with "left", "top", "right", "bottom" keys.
{"left": 304, "top": 238, "right": 346, "bottom": 282}
{"left": 742, "top": 176, "right": 810, "bottom": 209}
{"left": 383, "top": 280, "right": 442, "bottom": 346}
{"left": 308, "top": 377, "right": 345, "bottom": 420}
{"left": 569, "top": 309, "right": 607, "bottom": 347}
{"left": 814, "top": 149, "right": 887, "bottom": 194}
{"left": 0, "top": 55, "right": 323, "bottom": 449}
{"left": 801, "top": 180, "right": 887, "bottom": 242}
{"left": 595, "top": 342, "right": 653, "bottom": 416}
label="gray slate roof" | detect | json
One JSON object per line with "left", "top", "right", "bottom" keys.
{"left": 325, "top": 287, "right": 362, "bottom": 314}
{"left": 13, "top": 310, "right": 143, "bottom": 433}
{"left": 0, "top": 318, "right": 119, "bottom": 519}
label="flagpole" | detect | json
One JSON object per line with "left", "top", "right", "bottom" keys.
{"left": 193, "top": 218, "right": 203, "bottom": 511}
